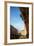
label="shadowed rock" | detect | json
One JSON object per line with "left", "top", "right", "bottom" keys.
{"left": 20, "top": 7, "right": 29, "bottom": 38}
{"left": 10, "top": 25, "right": 21, "bottom": 39}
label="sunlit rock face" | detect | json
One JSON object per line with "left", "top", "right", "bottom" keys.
{"left": 20, "top": 7, "right": 29, "bottom": 38}
{"left": 19, "top": 27, "right": 27, "bottom": 35}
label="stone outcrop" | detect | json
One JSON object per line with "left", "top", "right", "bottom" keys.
{"left": 20, "top": 7, "right": 29, "bottom": 38}
{"left": 10, "top": 25, "right": 21, "bottom": 39}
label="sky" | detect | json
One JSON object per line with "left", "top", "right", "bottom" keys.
{"left": 10, "top": 7, "right": 25, "bottom": 32}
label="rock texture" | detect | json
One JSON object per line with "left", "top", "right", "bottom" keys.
{"left": 20, "top": 7, "right": 29, "bottom": 38}
{"left": 10, "top": 25, "right": 21, "bottom": 39}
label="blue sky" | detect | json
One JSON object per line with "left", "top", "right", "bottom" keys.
{"left": 10, "top": 7, "right": 25, "bottom": 32}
